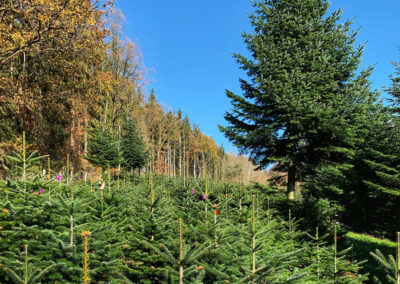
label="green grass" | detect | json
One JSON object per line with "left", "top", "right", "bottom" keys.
{"left": 346, "top": 232, "right": 397, "bottom": 248}
{"left": 345, "top": 231, "right": 397, "bottom": 283}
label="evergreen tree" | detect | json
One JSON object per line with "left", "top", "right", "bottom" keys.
{"left": 85, "top": 127, "right": 122, "bottom": 170}
{"left": 364, "top": 56, "right": 400, "bottom": 200}
{"left": 388, "top": 58, "right": 400, "bottom": 112}
{"left": 351, "top": 57, "right": 400, "bottom": 235}
{"left": 307, "top": 57, "right": 400, "bottom": 236}
{"left": 121, "top": 118, "right": 148, "bottom": 172}
{"left": 370, "top": 247, "right": 400, "bottom": 284}
{"left": 219, "top": 0, "right": 374, "bottom": 199}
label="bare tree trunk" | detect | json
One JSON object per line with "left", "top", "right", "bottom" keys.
{"left": 287, "top": 164, "right": 296, "bottom": 200}
{"left": 168, "top": 143, "right": 171, "bottom": 177}
{"left": 202, "top": 151, "right": 205, "bottom": 179}
{"left": 179, "top": 135, "right": 182, "bottom": 176}
{"left": 222, "top": 157, "right": 225, "bottom": 182}
{"left": 70, "top": 100, "right": 75, "bottom": 156}
{"left": 84, "top": 111, "right": 88, "bottom": 154}
{"left": 193, "top": 152, "right": 196, "bottom": 179}
{"left": 183, "top": 141, "right": 186, "bottom": 186}
{"left": 104, "top": 100, "right": 108, "bottom": 125}
{"left": 173, "top": 148, "right": 176, "bottom": 177}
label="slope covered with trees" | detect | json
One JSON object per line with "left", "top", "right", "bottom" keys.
{"left": 2, "top": 0, "right": 400, "bottom": 283}
{"left": 0, "top": 1, "right": 264, "bottom": 183}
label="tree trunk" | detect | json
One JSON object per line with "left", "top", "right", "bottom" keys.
{"left": 287, "top": 164, "right": 296, "bottom": 200}
{"left": 173, "top": 148, "right": 176, "bottom": 177}
{"left": 168, "top": 144, "right": 171, "bottom": 177}
{"left": 103, "top": 100, "right": 108, "bottom": 125}
{"left": 84, "top": 111, "right": 88, "bottom": 154}
{"left": 193, "top": 151, "right": 196, "bottom": 178}
{"left": 179, "top": 265, "right": 183, "bottom": 284}
{"left": 70, "top": 215, "right": 74, "bottom": 246}
{"left": 202, "top": 151, "right": 205, "bottom": 179}
{"left": 179, "top": 135, "right": 182, "bottom": 176}
{"left": 70, "top": 100, "right": 75, "bottom": 161}
{"left": 183, "top": 142, "right": 186, "bottom": 186}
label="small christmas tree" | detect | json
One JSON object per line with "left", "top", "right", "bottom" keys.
{"left": 121, "top": 118, "right": 148, "bottom": 173}
{"left": 85, "top": 127, "right": 122, "bottom": 171}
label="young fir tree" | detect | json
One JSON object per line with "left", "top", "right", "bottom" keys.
{"left": 121, "top": 118, "right": 148, "bottom": 173}
{"left": 370, "top": 238, "right": 400, "bottom": 284}
{"left": 219, "top": 0, "right": 374, "bottom": 199}
{"left": 85, "top": 127, "right": 122, "bottom": 171}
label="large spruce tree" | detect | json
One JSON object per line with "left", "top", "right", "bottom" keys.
{"left": 220, "top": 0, "right": 374, "bottom": 198}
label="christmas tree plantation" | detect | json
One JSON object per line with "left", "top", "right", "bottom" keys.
{"left": 0, "top": 173, "right": 368, "bottom": 283}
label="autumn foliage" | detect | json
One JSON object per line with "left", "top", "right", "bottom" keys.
{"left": 0, "top": 0, "right": 264, "bottom": 182}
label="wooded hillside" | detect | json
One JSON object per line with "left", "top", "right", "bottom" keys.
{"left": 0, "top": 1, "right": 265, "bottom": 183}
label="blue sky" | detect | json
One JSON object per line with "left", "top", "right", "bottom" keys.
{"left": 115, "top": 0, "right": 400, "bottom": 154}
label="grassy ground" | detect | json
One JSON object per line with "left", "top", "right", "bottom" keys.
{"left": 344, "top": 231, "right": 397, "bottom": 283}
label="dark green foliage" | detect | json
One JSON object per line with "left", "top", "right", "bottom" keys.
{"left": 0, "top": 174, "right": 366, "bottom": 283}
{"left": 387, "top": 58, "right": 400, "bottom": 112}
{"left": 345, "top": 232, "right": 397, "bottom": 284}
{"left": 219, "top": 0, "right": 375, "bottom": 197}
{"left": 121, "top": 118, "right": 148, "bottom": 172}
{"left": 300, "top": 100, "right": 400, "bottom": 238}
{"left": 85, "top": 127, "right": 122, "bottom": 170}
{"left": 370, "top": 249, "right": 399, "bottom": 284}
{"left": 5, "top": 150, "right": 48, "bottom": 179}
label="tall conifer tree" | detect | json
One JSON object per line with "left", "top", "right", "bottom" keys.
{"left": 220, "top": 0, "right": 374, "bottom": 198}
{"left": 121, "top": 118, "right": 148, "bottom": 172}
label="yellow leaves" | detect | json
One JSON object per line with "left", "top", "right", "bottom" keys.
{"left": 10, "top": 32, "right": 24, "bottom": 46}
{"left": 36, "top": 13, "right": 48, "bottom": 24}
{"left": 1, "top": 0, "right": 105, "bottom": 65}
{"left": 2, "top": 209, "right": 8, "bottom": 214}
{"left": 96, "top": 71, "right": 118, "bottom": 93}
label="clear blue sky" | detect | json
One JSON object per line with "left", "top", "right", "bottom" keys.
{"left": 115, "top": 0, "right": 400, "bottom": 154}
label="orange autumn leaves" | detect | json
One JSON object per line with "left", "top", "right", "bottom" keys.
{"left": 0, "top": 0, "right": 109, "bottom": 162}
{"left": 0, "top": 0, "right": 106, "bottom": 67}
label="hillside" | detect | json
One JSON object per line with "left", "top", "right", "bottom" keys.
{"left": 0, "top": 4, "right": 266, "bottom": 184}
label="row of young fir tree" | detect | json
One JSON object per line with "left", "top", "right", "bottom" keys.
{"left": 0, "top": 171, "right": 368, "bottom": 283}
